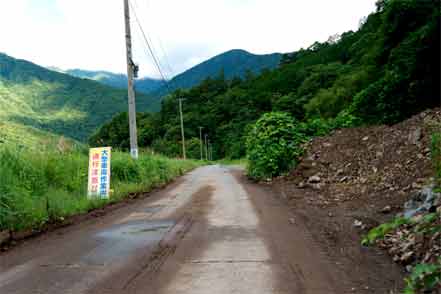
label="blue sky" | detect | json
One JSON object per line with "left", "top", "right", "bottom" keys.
{"left": 0, "top": 0, "right": 377, "bottom": 78}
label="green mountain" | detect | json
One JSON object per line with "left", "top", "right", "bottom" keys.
{"left": 92, "top": 0, "right": 440, "bottom": 159}
{"left": 61, "top": 50, "right": 281, "bottom": 98}
{"left": 0, "top": 53, "right": 159, "bottom": 142}
{"left": 64, "top": 69, "right": 164, "bottom": 94}
{"left": 153, "top": 49, "right": 282, "bottom": 97}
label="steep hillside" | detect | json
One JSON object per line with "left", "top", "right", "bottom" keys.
{"left": 153, "top": 49, "right": 282, "bottom": 97}
{"left": 0, "top": 121, "right": 81, "bottom": 150}
{"left": 0, "top": 53, "right": 160, "bottom": 141}
{"left": 64, "top": 69, "right": 164, "bottom": 94}
{"left": 91, "top": 0, "right": 439, "bottom": 160}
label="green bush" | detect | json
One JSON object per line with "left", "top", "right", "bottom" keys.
{"left": 332, "top": 109, "right": 361, "bottom": 129}
{"left": 404, "top": 262, "right": 441, "bottom": 294}
{"left": 299, "top": 118, "right": 333, "bottom": 137}
{"left": 246, "top": 112, "right": 306, "bottom": 179}
{"left": 361, "top": 217, "right": 409, "bottom": 246}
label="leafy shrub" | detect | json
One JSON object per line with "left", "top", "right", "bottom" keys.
{"left": 332, "top": 109, "right": 361, "bottom": 129}
{"left": 299, "top": 118, "right": 333, "bottom": 137}
{"left": 404, "top": 262, "right": 441, "bottom": 294}
{"left": 361, "top": 217, "right": 409, "bottom": 246}
{"left": 246, "top": 112, "right": 306, "bottom": 179}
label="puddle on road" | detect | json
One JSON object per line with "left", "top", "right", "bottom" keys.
{"left": 142, "top": 205, "right": 164, "bottom": 214}
{"left": 82, "top": 220, "right": 174, "bottom": 265}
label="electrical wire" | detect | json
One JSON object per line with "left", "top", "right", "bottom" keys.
{"left": 129, "top": 0, "right": 172, "bottom": 91}
{"left": 142, "top": 0, "right": 175, "bottom": 77}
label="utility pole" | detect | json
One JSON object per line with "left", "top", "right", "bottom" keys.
{"left": 123, "top": 0, "right": 138, "bottom": 159}
{"left": 204, "top": 134, "right": 208, "bottom": 161}
{"left": 199, "top": 127, "right": 203, "bottom": 160}
{"left": 179, "top": 98, "right": 186, "bottom": 160}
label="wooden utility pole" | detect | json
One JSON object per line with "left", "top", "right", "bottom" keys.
{"left": 199, "top": 127, "right": 203, "bottom": 160}
{"left": 179, "top": 98, "right": 186, "bottom": 160}
{"left": 123, "top": 0, "right": 138, "bottom": 159}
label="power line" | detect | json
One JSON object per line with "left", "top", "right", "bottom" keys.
{"left": 157, "top": 37, "right": 175, "bottom": 79}
{"left": 129, "top": 0, "right": 170, "bottom": 86}
{"left": 131, "top": 0, "right": 172, "bottom": 82}
{"left": 141, "top": 0, "right": 175, "bottom": 78}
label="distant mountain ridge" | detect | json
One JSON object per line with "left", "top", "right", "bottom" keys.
{"left": 60, "top": 49, "right": 282, "bottom": 98}
{"left": 60, "top": 69, "right": 165, "bottom": 94}
{"left": 0, "top": 53, "right": 159, "bottom": 142}
{"left": 153, "top": 49, "right": 282, "bottom": 97}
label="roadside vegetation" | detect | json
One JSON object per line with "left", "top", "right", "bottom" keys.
{"left": 0, "top": 145, "right": 200, "bottom": 232}
{"left": 246, "top": 112, "right": 306, "bottom": 179}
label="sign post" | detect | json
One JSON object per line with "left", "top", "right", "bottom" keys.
{"left": 87, "top": 147, "right": 111, "bottom": 199}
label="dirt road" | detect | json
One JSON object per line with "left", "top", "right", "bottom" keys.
{"left": 0, "top": 165, "right": 346, "bottom": 293}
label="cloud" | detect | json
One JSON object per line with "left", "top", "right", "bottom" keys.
{"left": 0, "top": 0, "right": 377, "bottom": 78}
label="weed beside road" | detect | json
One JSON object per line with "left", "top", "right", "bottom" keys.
{"left": 0, "top": 146, "right": 200, "bottom": 232}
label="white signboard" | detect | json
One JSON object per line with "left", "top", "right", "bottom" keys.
{"left": 87, "top": 147, "right": 111, "bottom": 199}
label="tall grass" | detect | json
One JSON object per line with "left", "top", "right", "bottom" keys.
{"left": 0, "top": 146, "right": 200, "bottom": 231}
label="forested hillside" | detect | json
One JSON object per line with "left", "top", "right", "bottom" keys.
{"left": 0, "top": 53, "right": 160, "bottom": 142}
{"left": 152, "top": 49, "right": 282, "bottom": 97}
{"left": 91, "top": 0, "right": 440, "bottom": 160}
{"left": 64, "top": 69, "right": 164, "bottom": 94}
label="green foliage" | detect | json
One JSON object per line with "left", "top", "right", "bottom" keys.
{"left": 413, "top": 213, "right": 441, "bottom": 235}
{"left": 88, "top": 112, "right": 158, "bottom": 149}
{"left": 246, "top": 112, "right": 306, "bottom": 179}
{"left": 299, "top": 118, "right": 333, "bottom": 137}
{"left": 0, "top": 121, "right": 83, "bottom": 151}
{"left": 361, "top": 217, "right": 409, "bottom": 246}
{"left": 0, "top": 53, "right": 159, "bottom": 142}
{"left": 431, "top": 132, "right": 441, "bottom": 189}
{"left": 90, "top": 0, "right": 439, "bottom": 165}
{"left": 350, "top": 1, "right": 440, "bottom": 124}
{"left": 0, "top": 146, "right": 200, "bottom": 231}
{"left": 404, "top": 262, "right": 441, "bottom": 294}
{"left": 332, "top": 109, "right": 361, "bottom": 129}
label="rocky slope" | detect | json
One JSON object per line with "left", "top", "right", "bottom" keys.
{"left": 269, "top": 108, "right": 441, "bottom": 293}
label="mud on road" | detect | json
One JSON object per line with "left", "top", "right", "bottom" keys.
{"left": 0, "top": 165, "right": 401, "bottom": 293}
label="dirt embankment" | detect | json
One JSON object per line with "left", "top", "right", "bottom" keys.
{"left": 269, "top": 109, "right": 441, "bottom": 292}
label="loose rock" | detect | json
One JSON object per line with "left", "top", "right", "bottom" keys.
{"left": 381, "top": 205, "right": 392, "bottom": 214}
{"left": 308, "top": 175, "right": 321, "bottom": 183}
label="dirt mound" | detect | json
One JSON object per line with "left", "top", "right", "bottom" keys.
{"left": 270, "top": 108, "right": 441, "bottom": 293}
